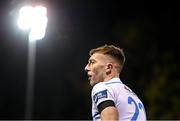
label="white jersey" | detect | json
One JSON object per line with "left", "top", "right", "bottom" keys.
{"left": 91, "top": 77, "right": 147, "bottom": 121}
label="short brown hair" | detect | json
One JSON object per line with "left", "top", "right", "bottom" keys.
{"left": 89, "top": 44, "right": 126, "bottom": 72}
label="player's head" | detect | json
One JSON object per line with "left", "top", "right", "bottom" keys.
{"left": 85, "top": 44, "right": 125, "bottom": 86}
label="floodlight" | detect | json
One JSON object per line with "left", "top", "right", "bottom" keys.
{"left": 17, "top": 6, "right": 48, "bottom": 41}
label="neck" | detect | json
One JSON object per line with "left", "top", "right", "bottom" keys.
{"left": 103, "top": 73, "right": 119, "bottom": 82}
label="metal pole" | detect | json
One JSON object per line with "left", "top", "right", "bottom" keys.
{"left": 25, "top": 39, "right": 36, "bottom": 120}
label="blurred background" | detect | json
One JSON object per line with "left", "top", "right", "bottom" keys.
{"left": 0, "top": 0, "right": 179, "bottom": 120}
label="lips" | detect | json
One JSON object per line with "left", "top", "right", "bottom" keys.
{"left": 87, "top": 73, "right": 92, "bottom": 80}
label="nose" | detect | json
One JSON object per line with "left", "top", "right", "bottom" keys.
{"left": 84, "top": 64, "right": 89, "bottom": 72}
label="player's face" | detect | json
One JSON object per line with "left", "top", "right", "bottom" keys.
{"left": 85, "top": 53, "right": 107, "bottom": 86}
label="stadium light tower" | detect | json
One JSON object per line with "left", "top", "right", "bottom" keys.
{"left": 17, "top": 5, "right": 48, "bottom": 119}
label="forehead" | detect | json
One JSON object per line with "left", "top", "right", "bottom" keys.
{"left": 89, "top": 53, "right": 108, "bottom": 61}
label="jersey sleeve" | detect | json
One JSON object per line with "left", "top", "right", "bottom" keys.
{"left": 92, "top": 83, "right": 115, "bottom": 109}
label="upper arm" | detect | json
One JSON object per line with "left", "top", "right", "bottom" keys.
{"left": 92, "top": 83, "right": 118, "bottom": 120}
{"left": 97, "top": 100, "right": 119, "bottom": 121}
{"left": 100, "top": 106, "right": 119, "bottom": 121}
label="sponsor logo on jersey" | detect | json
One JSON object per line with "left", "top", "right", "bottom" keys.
{"left": 93, "top": 90, "right": 107, "bottom": 104}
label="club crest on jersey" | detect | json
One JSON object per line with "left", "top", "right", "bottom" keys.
{"left": 93, "top": 90, "right": 107, "bottom": 104}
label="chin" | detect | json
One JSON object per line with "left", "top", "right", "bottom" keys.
{"left": 90, "top": 81, "right": 98, "bottom": 87}
{"left": 90, "top": 82, "right": 94, "bottom": 86}
{"left": 90, "top": 81, "right": 95, "bottom": 86}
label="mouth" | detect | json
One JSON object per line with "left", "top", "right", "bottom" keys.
{"left": 87, "top": 74, "right": 92, "bottom": 80}
{"left": 88, "top": 76, "right": 92, "bottom": 80}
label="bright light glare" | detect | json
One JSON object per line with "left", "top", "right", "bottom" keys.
{"left": 29, "top": 6, "right": 48, "bottom": 42}
{"left": 17, "top": 6, "right": 34, "bottom": 30}
{"left": 17, "top": 6, "right": 48, "bottom": 42}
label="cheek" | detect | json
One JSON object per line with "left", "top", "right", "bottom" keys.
{"left": 92, "top": 66, "right": 105, "bottom": 77}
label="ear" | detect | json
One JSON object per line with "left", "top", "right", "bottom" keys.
{"left": 105, "top": 63, "right": 113, "bottom": 72}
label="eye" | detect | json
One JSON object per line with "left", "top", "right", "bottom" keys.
{"left": 89, "top": 60, "right": 95, "bottom": 65}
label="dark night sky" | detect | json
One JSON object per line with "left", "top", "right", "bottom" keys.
{"left": 0, "top": 0, "right": 179, "bottom": 120}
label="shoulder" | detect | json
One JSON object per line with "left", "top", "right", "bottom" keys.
{"left": 92, "top": 78, "right": 122, "bottom": 95}
{"left": 91, "top": 82, "right": 115, "bottom": 106}
{"left": 92, "top": 82, "right": 105, "bottom": 91}
{"left": 91, "top": 82, "right": 107, "bottom": 97}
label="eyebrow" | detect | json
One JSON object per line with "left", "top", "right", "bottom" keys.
{"left": 88, "top": 59, "right": 96, "bottom": 63}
